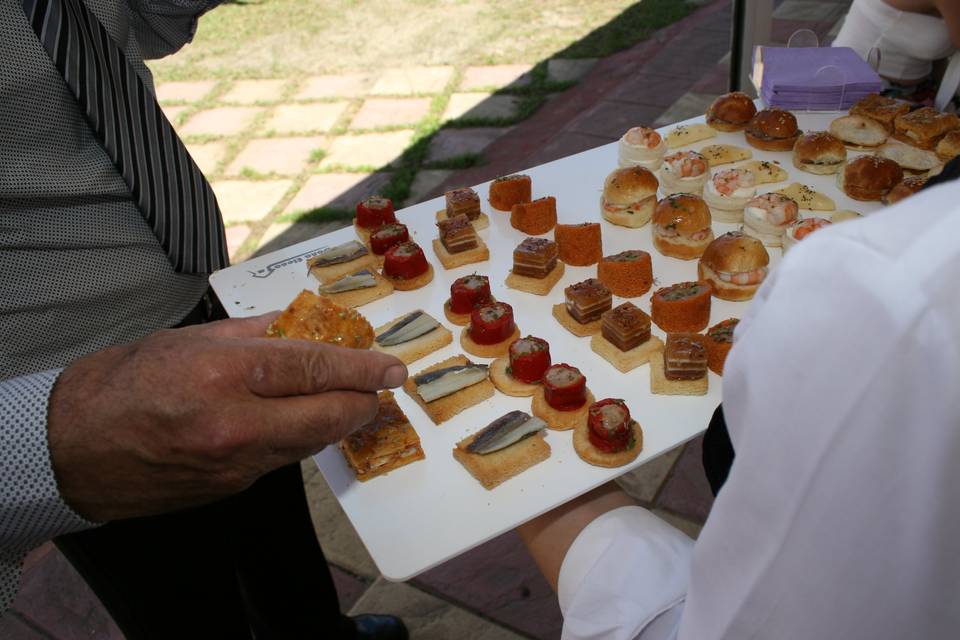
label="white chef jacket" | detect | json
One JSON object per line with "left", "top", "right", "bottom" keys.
{"left": 558, "top": 180, "right": 960, "bottom": 639}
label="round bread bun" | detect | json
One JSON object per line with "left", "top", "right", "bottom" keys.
{"left": 745, "top": 109, "right": 800, "bottom": 152}
{"left": 698, "top": 231, "right": 770, "bottom": 301}
{"left": 651, "top": 194, "right": 714, "bottom": 260}
{"left": 601, "top": 166, "right": 659, "bottom": 228}
{"left": 603, "top": 166, "right": 659, "bottom": 205}
{"left": 882, "top": 176, "right": 927, "bottom": 205}
{"left": 829, "top": 115, "right": 888, "bottom": 148}
{"left": 706, "top": 92, "right": 758, "bottom": 132}
{"left": 839, "top": 155, "right": 904, "bottom": 201}
{"left": 792, "top": 131, "right": 847, "bottom": 175}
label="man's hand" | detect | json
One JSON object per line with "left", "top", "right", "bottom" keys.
{"left": 46, "top": 313, "right": 407, "bottom": 522}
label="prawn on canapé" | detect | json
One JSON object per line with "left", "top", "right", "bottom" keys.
{"left": 711, "top": 168, "right": 756, "bottom": 196}
{"left": 748, "top": 192, "right": 799, "bottom": 226}
{"left": 624, "top": 126, "right": 663, "bottom": 149}
{"left": 664, "top": 151, "right": 707, "bottom": 178}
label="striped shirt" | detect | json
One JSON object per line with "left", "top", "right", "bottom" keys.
{"left": 0, "top": 0, "right": 219, "bottom": 614}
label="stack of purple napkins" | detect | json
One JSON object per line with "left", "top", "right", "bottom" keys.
{"left": 756, "top": 47, "right": 882, "bottom": 111}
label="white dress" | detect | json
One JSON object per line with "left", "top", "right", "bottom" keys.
{"left": 558, "top": 180, "right": 960, "bottom": 639}
{"left": 832, "top": 0, "right": 955, "bottom": 81}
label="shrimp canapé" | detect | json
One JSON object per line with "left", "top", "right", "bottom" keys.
{"left": 663, "top": 151, "right": 707, "bottom": 178}
{"left": 711, "top": 168, "right": 756, "bottom": 197}
{"left": 623, "top": 126, "right": 662, "bottom": 149}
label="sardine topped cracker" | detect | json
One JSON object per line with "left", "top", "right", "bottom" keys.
{"left": 402, "top": 355, "right": 495, "bottom": 425}
{"left": 465, "top": 411, "right": 547, "bottom": 455}
{"left": 375, "top": 310, "right": 440, "bottom": 347}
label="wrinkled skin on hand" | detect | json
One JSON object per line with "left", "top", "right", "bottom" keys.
{"left": 46, "top": 313, "right": 407, "bottom": 522}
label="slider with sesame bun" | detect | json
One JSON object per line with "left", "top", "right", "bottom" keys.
{"left": 600, "top": 166, "right": 659, "bottom": 228}
{"left": 792, "top": 131, "right": 847, "bottom": 175}
{"left": 837, "top": 155, "right": 903, "bottom": 201}
{"left": 698, "top": 231, "right": 770, "bottom": 301}
{"left": 745, "top": 108, "right": 801, "bottom": 152}
{"left": 706, "top": 92, "right": 758, "bottom": 132}
{"left": 651, "top": 193, "right": 714, "bottom": 260}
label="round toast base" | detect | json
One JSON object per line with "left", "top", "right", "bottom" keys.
{"left": 460, "top": 325, "right": 521, "bottom": 359}
{"left": 489, "top": 358, "right": 539, "bottom": 397}
{"left": 386, "top": 264, "right": 434, "bottom": 291}
{"left": 573, "top": 420, "right": 643, "bottom": 468}
{"left": 531, "top": 387, "right": 595, "bottom": 431}
{"left": 444, "top": 297, "right": 497, "bottom": 326}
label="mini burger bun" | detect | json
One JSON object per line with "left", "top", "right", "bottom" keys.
{"left": 698, "top": 231, "right": 770, "bottom": 301}
{"left": 840, "top": 155, "right": 904, "bottom": 201}
{"left": 745, "top": 108, "right": 801, "bottom": 152}
{"left": 706, "top": 92, "right": 758, "bottom": 132}
{"left": 603, "top": 166, "right": 659, "bottom": 206}
{"left": 652, "top": 194, "right": 713, "bottom": 260}
{"left": 792, "top": 131, "right": 847, "bottom": 175}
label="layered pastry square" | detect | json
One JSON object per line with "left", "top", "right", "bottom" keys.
{"left": 650, "top": 333, "right": 708, "bottom": 396}
{"left": 445, "top": 187, "right": 482, "bottom": 221}
{"left": 505, "top": 237, "right": 564, "bottom": 295}
{"left": 590, "top": 302, "right": 663, "bottom": 372}
{"left": 438, "top": 214, "right": 478, "bottom": 254}
{"left": 552, "top": 278, "right": 611, "bottom": 337}
{"left": 339, "top": 391, "right": 425, "bottom": 481}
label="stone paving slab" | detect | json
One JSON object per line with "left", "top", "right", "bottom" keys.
{"left": 774, "top": 0, "right": 847, "bottom": 22}
{"left": 155, "top": 80, "right": 216, "bottom": 104}
{"left": 524, "top": 131, "right": 614, "bottom": 168}
{"left": 303, "top": 467, "right": 380, "bottom": 579}
{"left": 320, "top": 130, "right": 415, "bottom": 169}
{"left": 653, "top": 508, "right": 704, "bottom": 540}
{"left": 349, "top": 579, "right": 527, "bottom": 640}
{"left": 567, "top": 99, "right": 663, "bottom": 139}
{"left": 426, "top": 127, "right": 509, "bottom": 164}
{"left": 161, "top": 105, "right": 189, "bottom": 123}
{"left": 284, "top": 172, "right": 392, "bottom": 215}
{"left": 11, "top": 546, "right": 121, "bottom": 639}
{"left": 616, "top": 444, "right": 684, "bottom": 504}
{"left": 414, "top": 531, "right": 562, "bottom": 639}
{"left": 652, "top": 92, "right": 718, "bottom": 128}
{"left": 331, "top": 567, "right": 369, "bottom": 612}
{"left": 220, "top": 79, "right": 289, "bottom": 104}
{"left": 460, "top": 64, "right": 534, "bottom": 91}
{"left": 349, "top": 97, "right": 432, "bottom": 130}
{"left": 654, "top": 434, "right": 714, "bottom": 523}
{"left": 186, "top": 140, "right": 229, "bottom": 176}
{"left": 405, "top": 169, "right": 452, "bottom": 206}
{"left": 179, "top": 106, "right": 264, "bottom": 137}
{"left": 265, "top": 102, "right": 350, "bottom": 134}
{"left": 295, "top": 73, "right": 373, "bottom": 100}
{"left": 443, "top": 93, "right": 521, "bottom": 122}
{"left": 370, "top": 66, "right": 455, "bottom": 95}
{"left": 612, "top": 71, "right": 702, "bottom": 109}
{"left": 224, "top": 224, "right": 251, "bottom": 259}
{"left": 212, "top": 179, "right": 293, "bottom": 224}
{"left": 547, "top": 58, "right": 597, "bottom": 84}
{"left": 227, "top": 136, "right": 326, "bottom": 176}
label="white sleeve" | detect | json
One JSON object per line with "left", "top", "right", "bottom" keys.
{"left": 0, "top": 370, "right": 97, "bottom": 614}
{"left": 558, "top": 506, "right": 693, "bottom": 640}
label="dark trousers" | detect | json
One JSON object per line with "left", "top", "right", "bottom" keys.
{"left": 55, "top": 292, "right": 355, "bottom": 639}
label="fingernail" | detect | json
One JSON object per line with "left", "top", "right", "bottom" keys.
{"left": 383, "top": 364, "right": 408, "bottom": 388}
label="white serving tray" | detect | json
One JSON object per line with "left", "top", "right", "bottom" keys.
{"left": 210, "top": 111, "right": 882, "bottom": 581}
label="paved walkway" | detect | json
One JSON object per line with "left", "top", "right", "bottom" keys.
{"left": 3, "top": 1, "right": 850, "bottom": 638}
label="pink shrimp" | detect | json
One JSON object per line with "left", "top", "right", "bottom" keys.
{"left": 665, "top": 151, "right": 707, "bottom": 177}
{"left": 748, "top": 193, "right": 799, "bottom": 226}
{"left": 729, "top": 267, "right": 767, "bottom": 286}
{"left": 624, "top": 126, "right": 662, "bottom": 149}
{"left": 712, "top": 169, "right": 755, "bottom": 196}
